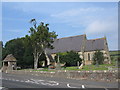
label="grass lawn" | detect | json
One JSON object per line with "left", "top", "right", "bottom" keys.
{"left": 110, "top": 50, "right": 120, "bottom": 61}
{"left": 32, "top": 69, "right": 55, "bottom": 72}
{"left": 65, "top": 64, "right": 117, "bottom": 71}
{"left": 21, "top": 64, "right": 117, "bottom": 72}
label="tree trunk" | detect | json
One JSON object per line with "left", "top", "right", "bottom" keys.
{"left": 34, "top": 54, "right": 39, "bottom": 69}
{"left": 33, "top": 48, "right": 42, "bottom": 69}
{"left": 44, "top": 50, "right": 50, "bottom": 66}
{"left": 34, "top": 58, "right": 38, "bottom": 69}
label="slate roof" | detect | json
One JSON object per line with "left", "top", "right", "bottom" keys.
{"left": 47, "top": 34, "right": 106, "bottom": 54}
{"left": 4, "top": 54, "right": 17, "bottom": 62}
{"left": 84, "top": 38, "right": 105, "bottom": 52}
{"left": 47, "top": 34, "right": 86, "bottom": 54}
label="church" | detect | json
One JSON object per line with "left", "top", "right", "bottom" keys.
{"left": 45, "top": 34, "right": 111, "bottom": 66}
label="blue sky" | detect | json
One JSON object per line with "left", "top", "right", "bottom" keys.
{"left": 2, "top": 2, "right": 118, "bottom": 50}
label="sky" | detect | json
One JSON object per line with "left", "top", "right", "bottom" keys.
{"left": 1, "top": 2, "right": 118, "bottom": 50}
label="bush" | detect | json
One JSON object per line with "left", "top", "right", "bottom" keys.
{"left": 92, "top": 50, "right": 104, "bottom": 65}
{"left": 55, "top": 51, "right": 82, "bottom": 66}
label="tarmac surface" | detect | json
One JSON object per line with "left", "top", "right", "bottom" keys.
{"left": 1, "top": 72, "right": 119, "bottom": 90}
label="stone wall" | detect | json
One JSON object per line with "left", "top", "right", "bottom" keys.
{"left": 7, "top": 70, "right": 118, "bottom": 82}
{"left": 84, "top": 50, "right": 109, "bottom": 65}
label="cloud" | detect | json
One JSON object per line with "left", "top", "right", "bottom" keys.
{"left": 2, "top": 2, "right": 118, "bottom": 50}
{"left": 50, "top": 7, "right": 117, "bottom": 27}
{"left": 85, "top": 20, "right": 117, "bottom": 35}
{"left": 51, "top": 7, "right": 104, "bottom": 18}
{"left": 51, "top": 6, "right": 118, "bottom": 50}
{"left": 84, "top": 19, "right": 118, "bottom": 50}
{"left": 51, "top": 7, "right": 117, "bottom": 34}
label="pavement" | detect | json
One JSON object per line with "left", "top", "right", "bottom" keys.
{"left": 0, "top": 72, "right": 119, "bottom": 90}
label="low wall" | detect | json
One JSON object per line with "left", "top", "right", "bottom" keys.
{"left": 6, "top": 70, "right": 118, "bottom": 82}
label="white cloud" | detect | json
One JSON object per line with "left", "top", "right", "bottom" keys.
{"left": 51, "top": 7, "right": 117, "bottom": 27}
{"left": 51, "top": 8, "right": 104, "bottom": 18}
{"left": 51, "top": 6, "right": 118, "bottom": 50}
{"left": 85, "top": 20, "right": 117, "bottom": 35}
{"left": 84, "top": 19, "right": 118, "bottom": 50}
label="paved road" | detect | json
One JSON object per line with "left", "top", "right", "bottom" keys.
{"left": 1, "top": 73, "right": 119, "bottom": 89}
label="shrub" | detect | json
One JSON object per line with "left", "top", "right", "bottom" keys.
{"left": 92, "top": 50, "right": 104, "bottom": 65}
{"left": 55, "top": 51, "right": 82, "bottom": 66}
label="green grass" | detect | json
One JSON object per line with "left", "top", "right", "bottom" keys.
{"left": 32, "top": 69, "right": 55, "bottom": 72}
{"left": 20, "top": 63, "right": 117, "bottom": 72}
{"left": 21, "top": 68, "right": 56, "bottom": 72}
{"left": 65, "top": 64, "right": 114, "bottom": 71}
{"left": 110, "top": 51, "right": 120, "bottom": 60}
{"left": 60, "top": 64, "right": 116, "bottom": 71}
{"left": 109, "top": 50, "right": 120, "bottom": 55}
{"left": 109, "top": 50, "right": 120, "bottom": 67}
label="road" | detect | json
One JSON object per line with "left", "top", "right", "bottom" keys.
{"left": 1, "top": 72, "right": 119, "bottom": 90}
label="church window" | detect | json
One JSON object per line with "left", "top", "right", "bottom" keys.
{"left": 88, "top": 53, "right": 90, "bottom": 60}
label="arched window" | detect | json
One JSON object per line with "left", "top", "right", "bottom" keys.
{"left": 88, "top": 53, "right": 90, "bottom": 60}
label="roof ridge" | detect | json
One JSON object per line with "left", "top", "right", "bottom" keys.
{"left": 57, "top": 34, "right": 86, "bottom": 40}
{"left": 4, "top": 54, "right": 17, "bottom": 61}
{"left": 87, "top": 37, "right": 105, "bottom": 41}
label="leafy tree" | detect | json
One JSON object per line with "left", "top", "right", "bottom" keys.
{"left": 55, "top": 51, "right": 82, "bottom": 66}
{"left": 26, "top": 19, "right": 57, "bottom": 69}
{"left": 2, "top": 38, "right": 34, "bottom": 68}
{"left": 3, "top": 38, "right": 25, "bottom": 67}
{"left": 92, "top": 50, "right": 104, "bottom": 65}
{"left": 23, "top": 45, "right": 34, "bottom": 68}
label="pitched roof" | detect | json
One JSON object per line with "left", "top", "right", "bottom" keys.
{"left": 4, "top": 54, "right": 17, "bottom": 62}
{"left": 47, "top": 34, "right": 106, "bottom": 54}
{"left": 47, "top": 34, "right": 86, "bottom": 54}
{"left": 85, "top": 38, "right": 105, "bottom": 51}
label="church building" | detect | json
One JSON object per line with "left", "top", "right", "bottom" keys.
{"left": 46, "top": 34, "right": 111, "bottom": 66}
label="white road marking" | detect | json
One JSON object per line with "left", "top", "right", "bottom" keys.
{"left": 8, "top": 78, "right": 11, "bottom": 80}
{"left": 3, "top": 78, "right": 59, "bottom": 87}
{"left": 0, "top": 86, "right": 5, "bottom": 89}
{"left": 82, "top": 85, "right": 85, "bottom": 88}
{"left": 40, "top": 80, "right": 59, "bottom": 86}
{"left": 48, "top": 81, "right": 59, "bottom": 85}
{"left": 41, "top": 82, "right": 57, "bottom": 86}
{"left": 29, "top": 79, "right": 59, "bottom": 86}
{"left": 25, "top": 79, "right": 39, "bottom": 84}
{"left": 15, "top": 80, "right": 19, "bottom": 81}
{"left": 20, "top": 80, "right": 24, "bottom": 82}
{"left": 67, "top": 84, "right": 78, "bottom": 88}
{"left": 38, "top": 80, "right": 45, "bottom": 82}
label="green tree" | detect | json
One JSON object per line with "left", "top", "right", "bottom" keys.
{"left": 56, "top": 51, "right": 82, "bottom": 66}
{"left": 27, "top": 19, "right": 57, "bottom": 69}
{"left": 92, "top": 50, "right": 104, "bottom": 65}
{"left": 2, "top": 38, "right": 34, "bottom": 69}
{"left": 3, "top": 38, "right": 25, "bottom": 67}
